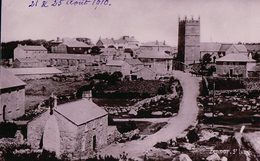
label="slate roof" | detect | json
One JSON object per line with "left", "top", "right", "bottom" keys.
{"left": 245, "top": 44, "right": 260, "bottom": 52}
{"left": 233, "top": 44, "right": 248, "bottom": 53}
{"left": 18, "top": 45, "right": 47, "bottom": 51}
{"left": 115, "top": 36, "right": 139, "bottom": 44}
{"left": 55, "top": 99, "right": 107, "bottom": 125}
{"left": 219, "top": 44, "right": 232, "bottom": 52}
{"left": 216, "top": 53, "right": 256, "bottom": 62}
{"left": 15, "top": 58, "right": 40, "bottom": 63}
{"left": 219, "top": 44, "right": 247, "bottom": 53}
{"left": 200, "top": 42, "right": 221, "bottom": 52}
{"left": 0, "top": 66, "right": 26, "bottom": 90}
{"left": 99, "top": 38, "right": 115, "bottom": 45}
{"left": 106, "top": 60, "right": 127, "bottom": 66}
{"left": 124, "top": 58, "right": 143, "bottom": 66}
{"left": 63, "top": 41, "right": 90, "bottom": 48}
{"left": 8, "top": 67, "right": 62, "bottom": 75}
{"left": 138, "top": 50, "right": 173, "bottom": 59}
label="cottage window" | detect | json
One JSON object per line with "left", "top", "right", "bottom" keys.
{"left": 92, "top": 135, "right": 97, "bottom": 151}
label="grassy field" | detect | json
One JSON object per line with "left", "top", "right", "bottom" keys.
{"left": 24, "top": 79, "right": 90, "bottom": 110}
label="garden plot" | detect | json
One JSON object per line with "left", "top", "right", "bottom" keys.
{"left": 198, "top": 93, "right": 260, "bottom": 125}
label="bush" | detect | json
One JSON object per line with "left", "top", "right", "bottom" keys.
{"left": 116, "top": 121, "right": 137, "bottom": 133}
{"left": 154, "top": 142, "right": 169, "bottom": 149}
{"left": 187, "top": 129, "right": 199, "bottom": 143}
{"left": 0, "top": 122, "right": 18, "bottom": 138}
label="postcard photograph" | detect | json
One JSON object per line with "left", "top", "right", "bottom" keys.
{"left": 1, "top": 0, "right": 260, "bottom": 160}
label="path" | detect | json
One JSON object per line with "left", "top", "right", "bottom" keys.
{"left": 113, "top": 117, "right": 170, "bottom": 123}
{"left": 101, "top": 71, "right": 200, "bottom": 159}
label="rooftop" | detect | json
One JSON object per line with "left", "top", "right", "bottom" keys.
{"left": 55, "top": 99, "right": 107, "bottom": 125}
{"left": 106, "top": 60, "right": 127, "bottom": 66}
{"left": 124, "top": 58, "right": 143, "bottom": 66}
{"left": 63, "top": 40, "right": 90, "bottom": 48}
{"left": 14, "top": 58, "right": 40, "bottom": 63}
{"left": 0, "top": 66, "right": 26, "bottom": 90}
{"left": 138, "top": 50, "right": 173, "bottom": 59}
{"left": 216, "top": 53, "right": 256, "bottom": 62}
{"left": 141, "top": 41, "right": 170, "bottom": 47}
{"left": 98, "top": 38, "right": 115, "bottom": 45}
{"left": 200, "top": 42, "right": 222, "bottom": 52}
{"left": 17, "top": 44, "right": 47, "bottom": 51}
{"left": 8, "top": 67, "right": 62, "bottom": 75}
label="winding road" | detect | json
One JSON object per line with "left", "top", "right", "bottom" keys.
{"left": 101, "top": 71, "right": 200, "bottom": 159}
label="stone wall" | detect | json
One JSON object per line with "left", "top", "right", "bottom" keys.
{"left": 16, "top": 74, "right": 58, "bottom": 80}
{"left": 216, "top": 64, "right": 246, "bottom": 77}
{"left": 74, "top": 115, "right": 108, "bottom": 158}
{"left": 0, "top": 88, "right": 25, "bottom": 122}
{"left": 27, "top": 110, "right": 78, "bottom": 156}
{"left": 54, "top": 112, "right": 78, "bottom": 156}
{"left": 27, "top": 111, "right": 50, "bottom": 149}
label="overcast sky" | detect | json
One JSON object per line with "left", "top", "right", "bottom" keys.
{"left": 2, "top": 0, "right": 260, "bottom": 45}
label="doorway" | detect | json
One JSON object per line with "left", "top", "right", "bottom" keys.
{"left": 230, "top": 69, "right": 233, "bottom": 77}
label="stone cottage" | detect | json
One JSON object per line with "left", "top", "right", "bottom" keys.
{"left": 216, "top": 53, "right": 256, "bottom": 77}
{"left": 27, "top": 92, "right": 109, "bottom": 159}
{"left": 0, "top": 66, "right": 26, "bottom": 122}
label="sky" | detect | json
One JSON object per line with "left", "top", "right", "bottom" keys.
{"left": 2, "top": 0, "right": 260, "bottom": 45}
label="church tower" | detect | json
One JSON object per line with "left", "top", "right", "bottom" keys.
{"left": 177, "top": 16, "right": 200, "bottom": 65}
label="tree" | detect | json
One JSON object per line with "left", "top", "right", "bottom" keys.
{"left": 90, "top": 46, "right": 101, "bottom": 55}
{"left": 202, "top": 53, "right": 212, "bottom": 64}
{"left": 109, "top": 71, "right": 123, "bottom": 84}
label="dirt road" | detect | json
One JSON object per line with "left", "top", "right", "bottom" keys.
{"left": 101, "top": 71, "right": 200, "bottom": 159}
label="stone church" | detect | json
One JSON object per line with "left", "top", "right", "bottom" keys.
{"left": 27, "top": 92, "right": 109, "bottom": 159}
{"left": 177, "top": 16, "right": 201, "bottom": 65}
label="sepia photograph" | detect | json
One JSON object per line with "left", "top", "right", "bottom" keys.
{"left": 1, "top": 0, "right": 260, "bottom": 160}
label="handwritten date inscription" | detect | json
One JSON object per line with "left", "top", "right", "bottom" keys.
{"left": 28, "top": 0, "right": 111, "bottom": 8}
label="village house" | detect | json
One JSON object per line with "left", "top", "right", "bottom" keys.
{"left": 27, "top": 92, "right": 109, "bottom": 159}
{"left": 99, "top": 48, "right": 118, "bottom": 63}
{"left": 96, "top": 38, "right": 116, "bottom": 48}
{"left": 139, "top": 41, "right": 172, "bottom": 52}
{"left": 124, "top": 58, "right": 144, "bottom": 69}
{"left": 0, "top": 66, "right": 26, "bottom": 122}
{"left": 8, "top": 67, "right": 62, "bottom": 80}
{"left": 14, "top": 44, "right": 48, "bottom": 60}
{"left": 216, "top": 53, "right": 256, "bottom": 77}
{"left": 96, "top": 36, "right": 140, "bottom": 49}
{"left": 105, "top": 60, "right": 131, "bottom": 78}
{"left": 13, "top": 58, "right": 44, "bottom": 68}
{"left": 45, "top": 53, "right": 95, "bottom": 67}
{"left": 218, "top": 44, "right": 248, "bottom": 57}
{"left": 53, "top": 40, "right": 91, "bottom": 54}
{"left": 114, "top": 36, "right": 140, "bottom": 49}
{"left": 138, "top": 50, "right": 173, "bottom": 74}
{"left": 130, "top": 67, "right": 157, "bottom": 80}
{"left": 50, "top": 37, "right": 64, "bottom": 53}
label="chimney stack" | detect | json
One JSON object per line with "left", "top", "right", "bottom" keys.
{"left": 82, "top": 90, "right": 92, "bottom": 101}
